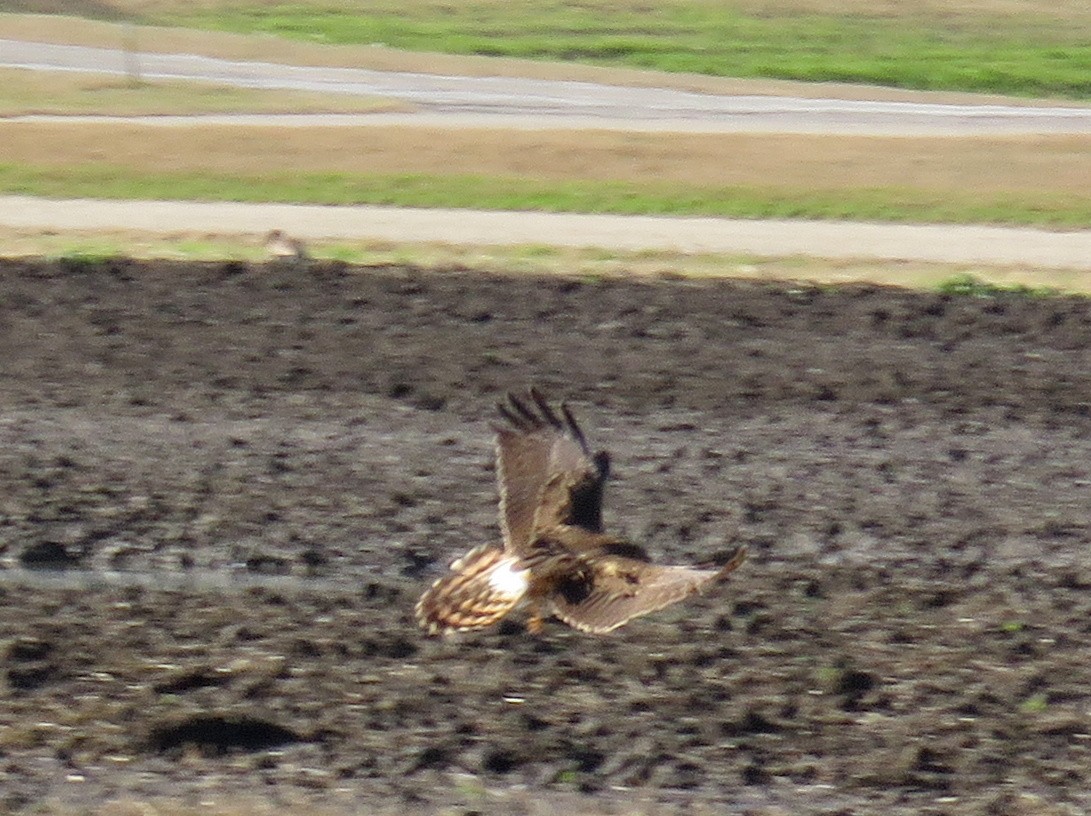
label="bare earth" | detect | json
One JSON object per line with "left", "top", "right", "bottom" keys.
{"left": 1, "top": 256, "right": 1090, "bottom": 815}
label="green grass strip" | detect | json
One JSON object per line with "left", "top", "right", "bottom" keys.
{"left": 152, "top": 2, "right": 1091, "bottom": 99}
{"left": 3, "top": 164, "right": 1089, "bottom": 227}
{"left": 935, "top": 273, "right": 1063, "bottom": 298}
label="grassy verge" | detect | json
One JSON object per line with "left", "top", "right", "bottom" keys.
{"left": 2, "top": 13, "right": 1083, "bottom": 107}
{"left": 3, "top": 124, "right": 1088, "bottom": 228}
{"left": 123, "top": 0, "right": 1091, "bottom": 99}
{"left": 935, "top": 272, "right": 1064, "bottom": 298}
{"left": 0, "top": 68, "right": 407, "bottom": 116}
{"left": 5, "top": 227, "right": 1088, "bottom": 294}
{"left": 2, "top": 163, "right": 1089, "bottom": 227}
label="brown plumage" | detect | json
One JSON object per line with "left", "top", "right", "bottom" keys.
{"left": 263, "top": 229, "right": 309, "bottom": 262}
{"left": 415, "top": 389, "right": 747, "bottom": 635}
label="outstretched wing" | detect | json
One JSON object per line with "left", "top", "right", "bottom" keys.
{"left": 548, "top": 546, "right": 748, "bottom": 634}
{"left": 415, "top": 545, "right": 529, "bottom": 635}
{"left": 494, "top": 389, "right": 609, "bottom": 556}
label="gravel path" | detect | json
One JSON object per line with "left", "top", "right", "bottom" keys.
{"left": 2, "top": 195, "right": 1090, "bottom": 268}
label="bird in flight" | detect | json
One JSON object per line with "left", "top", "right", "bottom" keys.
{"left": 416, "top": 389, "right": 747, "bottom": 635}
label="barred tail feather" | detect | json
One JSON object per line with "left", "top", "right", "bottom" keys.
{"left": 415, "top": 545, "right": 529, "bottom": 635}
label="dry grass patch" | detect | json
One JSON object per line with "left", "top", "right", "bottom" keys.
{"left": 0, "top": 67, "right": 408, "bottom": 116}
{"left": 3, "top": 121, "right": 1088, "bottom": 199}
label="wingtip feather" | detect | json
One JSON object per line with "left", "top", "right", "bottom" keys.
{"left": 714, "top": 545, "right": 748, "bottom": 581}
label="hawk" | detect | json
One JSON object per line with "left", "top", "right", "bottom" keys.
{"left": 415, "top": 389, "right": 747, "bottom": 635}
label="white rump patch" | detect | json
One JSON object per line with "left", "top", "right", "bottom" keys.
{"left": 488, "top": 558, "right": 530, "bottom": 599}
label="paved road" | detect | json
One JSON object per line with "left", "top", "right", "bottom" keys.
{"left": 3, "top": 38, "right": 1090, "bottom": 135}
{"left": 4, "top": 195, "right": 1090, "bottom": 269}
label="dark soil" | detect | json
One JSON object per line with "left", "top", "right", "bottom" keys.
{"left": 1, "top": 256, "right": 1090, "bottom": 815}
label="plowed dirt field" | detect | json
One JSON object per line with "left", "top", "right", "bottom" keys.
{"left": 1, "top": 257, "right": 1089, "bottom": 815}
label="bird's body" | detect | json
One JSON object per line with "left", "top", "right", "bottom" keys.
{"left": 263, "top": 229, "right": 309, "bottom": 262}
{"left": 415, "top": 390, "right": 746, "bottom": 635}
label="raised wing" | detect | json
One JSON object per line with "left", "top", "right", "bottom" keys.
{"left": 548, "top": 546, "right": 748, "bottom": 634}
{"left": 494, "top": 389, "right": 609, "bottom": 555}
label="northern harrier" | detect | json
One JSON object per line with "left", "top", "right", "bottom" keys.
{"left": 416, "top": 389, "right": 747, "bottom": 635}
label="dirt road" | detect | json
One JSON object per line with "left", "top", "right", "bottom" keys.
{"left": 3, "top": 195, "right": 1091, "bottom": 268}
{"left": 1, "top": 256, "right": 1090, "bottom": 814}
